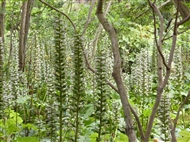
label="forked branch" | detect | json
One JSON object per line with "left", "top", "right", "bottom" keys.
{"left": 145, "top": 1, "right": 179, "bottom": 141}
{"left": 149, "top": 1, "right": 169, "bottom": 70}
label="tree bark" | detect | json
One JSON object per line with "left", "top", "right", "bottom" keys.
{"left": 0, "top": 0, "right": 5, "bottom": 42}
{"left": 96, "top": 0, "right": 137, "bottom": 141}
{"left": 0, "top": 1, "right": 4, "bottom": 118}
{"left": 19, "top": 0, "right": 34, "bottom": 71}
{"left": 91, "top": 1, "right": 111, "bottom": 61}
{"left": 145, "top": 1, "right": 179, "bottom": 141}
{"left": 173, "top": 0, "right": 190, "bottom": 19}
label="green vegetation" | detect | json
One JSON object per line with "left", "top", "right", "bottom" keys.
{"left": 0, "top": 0, "right": 190, "bottom": 142}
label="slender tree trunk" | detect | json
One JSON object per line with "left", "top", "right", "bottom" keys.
{"left": 19, "top": 0, "right": 34, "bottom": 71}
{"left": 0, "top": 0, "right": 5, "bottom": 42}
{"left": 0, "top": 0, "right": 5, "bottom": 119}
{"left": 145, "top": 1, "right": 179, "bottom": 141}
{"left": 96, "top": 1, "right": 137, "bottom": 141}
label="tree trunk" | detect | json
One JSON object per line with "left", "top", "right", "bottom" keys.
{"left": 145, "top": 1, "right": 178, "bottom": 141}
{"left": 19, "top": 0, "right": 34, "bottom": 71}
{"left": 0, "top": 0, "right": 5, "bottom": 119}
{"left": 0, "top": 0, "right": 5, "bottom": 42}
{"left": 96, "top": 1, "right": 137, "bottom": 141}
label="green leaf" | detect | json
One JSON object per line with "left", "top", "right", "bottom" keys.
{"left": 17, "top": 137, "right": 39, "bottom": 142}
{"left": 115, "top": 133, "right": 129, "bottom": 142}
{"left": 90, "top": 133, "right": 98, "bottom": 142}
{"left": 122, "top": 35, "right": 129, "bottom": 42}
{"left": 143, "top": 108, "right": 151, "bottom": 117}
{"left": 83, "top": 104, "right": 94, "bottom": 119}
{"left": 16, "top": 95, "right": 30, "bottom": 104}
{"left": 22, "top": 123, "right": 37, "bottom": 130}
{"left": 0, "top": 120, "right": 4, "bottom": 128}
{"left": 83, "top": 117, "right": 95, "bottom": 126}
{"left": 177, "top": 130, "right": 190, "bottom": 142}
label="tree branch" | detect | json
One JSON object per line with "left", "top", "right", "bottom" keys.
{"left": 163, "top": 26, "right": 190, "bottom": 41}
{"left": 177, "top": 14, "right": 190, "bottom": 26}
{"left": 81, "top": 43, "right": 119, "bottom": 93}
{"left": 135, "top": 0, "right": 171, "bottom": 21}
{"left": 158, "top": 20, "right": 178, "bottom": 142}
{"left": 83, "top": 2, "right": 144, "bottom": 137}
{"left": 91, "top": 1, "right": 112, "bottom": 61}
{"left": 169, "top": 118, "right": 177, "bottom": 142}
{"left": 170, "top": 90, "right": 190, "bottom": 142}
{"left": 134, "top": 8, "right": 150, "bottom": 21}
{"left": 145, "top": 1, "right": 176, "bottom": 141}
{"left": 173, "top": 0, "right": 190, "bottom": 19}
{"left": 177, "top": 26, "right": 190, "bottom": 35}
{"left": 82, "top": 0, "right": 96, "bottom": 36}
{"left": 173, "top": 91, "right": 190, "bottom": 130}
{"left": 96, "top": 0, "right": 137, "bottom": 141}
{"left": 80, "top": 0, "right": 119, "bottom": 93}
{"left": 150, "top": 2, "right": 170, "bottom": 70}
{"left": 39, "top": 0, "right": 76, "bottom": 32}
{"left": 158, "top": 0, "right": 171, "bottom": 9}
{"left": 130, "top": 106, "right": 145, "bottom": 140}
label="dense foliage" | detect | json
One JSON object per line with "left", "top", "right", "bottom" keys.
{"left": 0, "top": 0, "right": 190, "bottom": 142}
